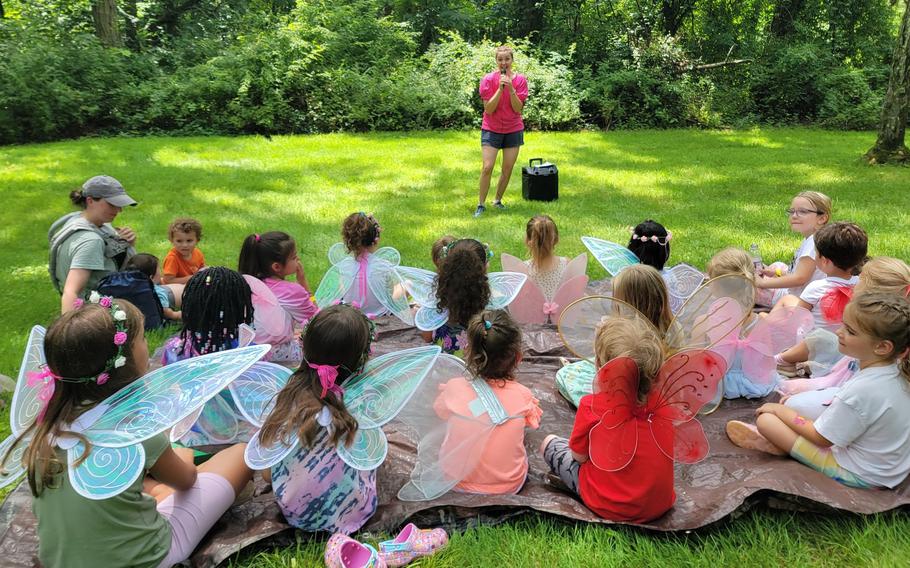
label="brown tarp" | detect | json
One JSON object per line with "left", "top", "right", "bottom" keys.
{"left": 2, "top": 311, "right": 910, "bottom": 567}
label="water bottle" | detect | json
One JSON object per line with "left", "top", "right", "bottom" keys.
{"left": 749, "top": 243, "right": 762, "bottom": 272}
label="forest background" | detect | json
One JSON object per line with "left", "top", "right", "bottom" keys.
{"left": 0, "top": 0, "right": 905, "bottom": 145}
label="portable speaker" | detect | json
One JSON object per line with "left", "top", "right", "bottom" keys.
{"left": 522, "top": 158, "right": 558, "bottom": 201}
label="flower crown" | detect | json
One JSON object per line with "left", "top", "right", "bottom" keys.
{"left": 630, "top": 228, "right": 672, "bottom": 246}
{"left": 440, "top": 239, "right": 495, "bottom": 261}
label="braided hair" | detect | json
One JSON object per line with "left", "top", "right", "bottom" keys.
{"left": 179, "top": 267, "right": 253, "bottom": 355}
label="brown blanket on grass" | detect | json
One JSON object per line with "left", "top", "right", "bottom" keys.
{"left": 2, "top": 315, "right": 910, "bottom": 567}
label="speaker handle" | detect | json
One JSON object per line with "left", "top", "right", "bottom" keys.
{"left": 528, "top": 158, "right": 543, "bottom": 168}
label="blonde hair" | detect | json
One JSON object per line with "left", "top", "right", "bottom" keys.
{"left": 526, "top": 215, "right": 559, "bottom": 269}
{"left": 706, "top": 248, "right": 755, "bottom": 284}
{"left": 855, "top": 257, "right": 910, "bottom": 297}
{"left": 594, "top": 317, "right": 664, "bottom": 402}
{"left": 844, "top": 292, "right": 910, "bottom": 379}
{"left": 794, "top": 191, "right": 832, "bottom": 222}
{"left": 612, "top": 265, "right": 672, "bottom": 335}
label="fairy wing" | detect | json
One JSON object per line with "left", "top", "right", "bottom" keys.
{"left": 581, "top": 236, "right": 638, "bottom": 276}
{"left": 368, "top": 255, "right": 415, "bottom": 325}
{"left": 396, "top": 266, "right": 438, "bottom": 308}
{"left": 557, "top": 296, "right": 653, "bottom": 361}
{"left": 663, "top": 263, "right": 706, "bottom": 314}
{"left": 703, "top": 299, "right": 747, "bottom": 366}
{"left": 740, "top": 306, "right": 814, "bottom": 384}
{"left": 486, "top": 272, "right": 528, "bottom": 309}
{"left": 244, "top": 274, "right": 294, "bottom": 345}
{"left": 647, "top": 349, "right": 726, "bottom": 464}
{"left": 229, "top": 361, "right": 293, "bottom": 426}
{"left": 506, "top": 278, "right": 548, "bottom": 324}
{"left": 665, "top": 274, "right": 755, "bottom": 353}
{"left": 11, "top": 326, "right": 47, "bottom": 436}
{"left": 339, "top": 345, "right": 442, "bottom": 470}
{"left": 500, "top": 253, "right": 529, "bottom": 275}
{"left": 587, "top": 357, "right": 641, "bottom": 472}
{"left": 372, "top": 246, "right": 401, "bottom": 266}
{"left": 561, "top": 253, "right": 589, "bottom": 284}
{"left": 548, "top": 275, "right": 590, "bottom": 323}
{"left": 414, "top": 306, "right": 450, "bottom": 332}
{"left": 396, "top": 354, "right": 507, "bottom": 501}
{"left": 327, "top": 242, "right": 348, "bottom": 265}
{"left": 313, "top": 256, "right": 358, "bottom": 308}
{"left": 61, "top": 345, "right": 270, "bottom": 499}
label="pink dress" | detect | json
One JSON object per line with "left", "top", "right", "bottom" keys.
{"left": 264, "top": 277, "right": 318, "bottom": 325}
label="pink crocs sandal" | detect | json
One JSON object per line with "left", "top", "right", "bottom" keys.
{"left": 325, "top": 533, "right": 388, "bottom": 568}
{"left": 378, "top": 523, "right": 448, "bottom": 567}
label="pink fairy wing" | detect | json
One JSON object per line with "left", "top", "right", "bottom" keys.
{"left": 560, "top": 253, "right": 588, "bottom": 285}
{"left": 500, "top": 253, "right": 530, "bottom": 275}
{"left": 588, "top": 357, "right": 640, "bottom": 471}
{"left": 507, "top": 281, "right": 548, "bottom": 324}
{"left": 547, "top": 275, "right": 589, "bottom": 323}
{"left": 741, "top": 306, "right": 814, "bottom": 385}
{"left": 243, "top": 275, "right": 293, "bottom": 345}
{"left": 648, "top": 350, "right": 727, "bottom": 422}
{"left": 703, "top": 299, "right": 746, "bottom": 367}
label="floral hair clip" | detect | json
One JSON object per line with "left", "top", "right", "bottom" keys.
{"left": 631, "top": 230, "right": 672, "bottom": 246}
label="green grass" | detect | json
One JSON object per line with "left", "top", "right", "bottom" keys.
{"left": 1, "top": 128, "right": 909, "bottom": 565}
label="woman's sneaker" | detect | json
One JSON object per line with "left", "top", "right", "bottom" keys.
{"left": 493, "top": 200, "right": 506, "bottom": 210}
{"left": 473, "top": 204, "right": 486, "bottom": 217}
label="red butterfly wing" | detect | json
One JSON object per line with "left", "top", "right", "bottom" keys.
{"left": 588, "top": 357, "right": 641, "bottom": 472}
{"left": 651, "top": 415, "right": 710, "bottom": 463}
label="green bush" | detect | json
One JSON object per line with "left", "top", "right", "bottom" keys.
{"left": 749, "top": 42, "right": 835, "bottom": 123}
{"left": 816, "top": 67, "right": 883, "bottom": 130}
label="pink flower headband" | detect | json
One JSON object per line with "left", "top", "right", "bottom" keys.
{"left": 630, "top": 229, "right": 672, "bottom": 246}
{"left": 28, "top": 293, "right": 130, "bottom": 421}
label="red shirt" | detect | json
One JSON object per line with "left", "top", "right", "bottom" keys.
{"left": 479, "top": 71, "right": 528, "bottom": 134}
{"left": 569, "top": 394, "right": 676, "bottom": 523}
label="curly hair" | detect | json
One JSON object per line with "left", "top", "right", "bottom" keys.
{"left": 168, "top": 217, "right": 203, "bottom": 240}
{"left": 431, "top": 235, "right": 456, "bottom": 268}
{"left": 435, "top": 239, "right": 491, "bottom": 327}
{"left": 342, "top": 212, "right": 381, "bottom": 256}
{"left": 464, "top": 309, "right": 522, "bottom": 381}
{"left": 627, "top": 219, "right": 671, "bottom": 271}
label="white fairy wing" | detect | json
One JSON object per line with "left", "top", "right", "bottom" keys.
{"left": 327, "top": 242, "right": 348, "bottom": 265}
{"left": 581, "top": 236, "right": 638, "bottom": 276}
{"left": 396, "top": 266, "right": 438, "bottom": 308}
{"left": 229, "top": 362, "right": 293, "bottom": 427}
{"left": 368, "top": 255, "right": 414, "bottom": 325}
{"left": 561, "top": 253, "right": 589, "bottom": 284}
{"left": 666, "top": 274, "right": 755, "bottom": 353}
{"left": 313, "top": 256, "right": 358, "bottom": 308}
{"left": 415, "top": 305, "right": 449, "bottom": 332}
{"left": 336, "top": 427, "right": 389, "bottom": 471}
{"left": 245, "top": 429, "right": 299, "bottom": 470}
{"left": 500, "top": 253, "right": 530, "bottom": 275}
{"left": 663, "top": 264, "right": 706, "bottom": 314}
{"left": 372, "top": 246, "right": 401, "bottom": 266}
{"left": 11, "top": 326, "right": 47, "bottom": 436}
{"left": 486, "top": 272, "right": 528, "bottom": 310}
{"left": 557, "top": 296, "right": 653, "bottom": 361}
{"left": 244, "top": 275, "right": 294, "bottom": 345}
{"left": 67, "top": 442, "right": 145, "bottom": 500}
{"left": 0, "top": 434, "right": 28, "bottom": 490}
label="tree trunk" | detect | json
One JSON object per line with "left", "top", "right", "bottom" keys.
{"left": 865, "top": 0, "right": 910, "bottom": 164}
{"left": 92, "top": 0, "right": 123, "bottom": 47}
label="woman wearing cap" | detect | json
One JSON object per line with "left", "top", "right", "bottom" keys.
{"left": 49, "top": 175, "right": 139, "bottom": 312}
{"left": 474, "top": 45, "right": 528, "bottom": 218}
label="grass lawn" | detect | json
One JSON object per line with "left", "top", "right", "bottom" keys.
{"left": 1, "top": 128, "right": 908, "bottom": 565}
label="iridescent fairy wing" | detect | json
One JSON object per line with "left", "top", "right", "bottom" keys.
{"left": 372, "top": 246, "right": 401, "bottom": 266}
{"left": 327, "top": 242, "right": 349, "bottom": 265}
{"left": 61, "top": 344, "right": 270, "bottom": 499}
{"left": 557, "top": 296, "right": 653, "bottom": 361}
{"left": 397, "top": 354, "right": 506, "bottom": 501}
{"left": 338, "top": 345, "right": 442, "bottom": 470}
{"left": 665, "top": 274, "right": 754, "bottom": 354}
{"left": 486, "top": 272, "right": 528, "bottom": 309}
{"left": 368, "top": 255, "right": 415, "bottom": 325}
{"left": 313, "top": 256, "right": 359, "bottom": 308}
{"left": 581, "top": 236, "right": 638, "bottom": 277}
{"left": 663, "top": 263, "right": 706, "bottom": 314}
{"left": 229, "top": 362, "right": 293, "bottom": 427}
{"left": 396, "top": 266, "right": 438, "bottom": 308}
{"left": 414, "top": 306, "right": 450, "bottom": 332}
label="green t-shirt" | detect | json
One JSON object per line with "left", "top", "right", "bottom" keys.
{"left": 53, "top": 225, "right": 118, "bottom": 298}
{"left": 34, "top": 433, "right": 172, "bottom": 568}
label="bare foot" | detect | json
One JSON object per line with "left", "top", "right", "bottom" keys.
{"left": 726, "top": 420, "right": 787, "bottom": 456}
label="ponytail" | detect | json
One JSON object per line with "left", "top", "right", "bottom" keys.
{"left": 526, "top": 215, "right": 559, "bottom": 269}
{"left": 238, "top": 231, "right": 296, "bottom": 280}
{"left": 464, "top": 309, "right": 522, "bottom": 381}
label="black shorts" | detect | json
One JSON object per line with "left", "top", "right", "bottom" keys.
{"left": 481, "top": 129, "right": 524, "bottom": 149}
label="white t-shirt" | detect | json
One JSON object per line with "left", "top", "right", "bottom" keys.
{"left": 815, "top": 363, "right": 910, "bottom": 488}
{"left": 799, "top": 275, "right": 859, "bottom": 331}
{"left": 788, "top": 235, "right": 826, "bottom": 297}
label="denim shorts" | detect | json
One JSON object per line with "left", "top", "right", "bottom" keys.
{"left": 481, "top": 129, "right": 524, "bottom": 149}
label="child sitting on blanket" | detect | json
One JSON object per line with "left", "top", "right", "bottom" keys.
{"left": 627, "top": 219, "right": 672, "bottom": 271}
{"left": 433, "top": 309, "right": 542, "bottom": 494}
{"left": 773, "top": 222, "right": 867, "bottom": 332}
{"left": 429, "top": 239, "right": 494, "bottom": 353}
{"left": 523, "top": 215, "right": 568, "bottom": 301}
{"left": 162, "top": 217, "right": 206, "bottom": 285}
{"left": 756, "top": 191, "right": 831, "bottom": 300}
{"left": 727, "top": 292, "right": 910, "bottom": 489}
{"left": 239, "top": 231, "right": 317, "bottom": 326}
{"left": 541, "top": 317, "right": 675, "bottom": 522}
{"left": 556, "top": 264, "right": 672, "bottom": 406}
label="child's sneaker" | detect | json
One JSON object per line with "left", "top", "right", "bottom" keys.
{"left": 473, "top": 204, "right": 486, "bottom": 218}
{"left": 378, "top": 523, "right": 448, "bottom": 567}
{"left": 325, "top": 533, "right": 387, "bottom": 568}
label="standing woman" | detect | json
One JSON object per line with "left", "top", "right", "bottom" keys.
{"left": 48, "top": 175, "right": 138, "bottom": 312}
{"left": 475, "top": 45, "right": 529, "bottom": 218}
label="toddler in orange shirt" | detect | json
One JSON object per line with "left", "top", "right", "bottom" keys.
{"left": 162, "top": 218, "right": 206, "bottom": 284}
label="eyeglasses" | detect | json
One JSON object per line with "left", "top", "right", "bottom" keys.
{"left": 786, "top": 208, "right": 822, "bottom": 218}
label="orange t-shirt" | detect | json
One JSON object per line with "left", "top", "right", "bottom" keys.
{"left": 162, "top": 247, "right": 205, "bottom": 279}
{"left": 433, "top": 377, "right": 542, "bottom": 494}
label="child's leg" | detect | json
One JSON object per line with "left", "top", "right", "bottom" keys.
{"left": 165, "top": 284, "right": 185, "bottom": 309}
{"left": 539, "top": 435, "right": 581, "bottom": 494}
{"left": 196, "top": 443, "right": 253, "bottom": 495}
{"left": 788, "top": 437, "right": 871, "bottom": 489}
{"left": 772, "top": 294, "right": 801, "bottom": 311}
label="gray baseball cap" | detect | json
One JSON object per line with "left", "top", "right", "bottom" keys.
{"left": 82, "top": 175, "right": 138, "bottom": 207}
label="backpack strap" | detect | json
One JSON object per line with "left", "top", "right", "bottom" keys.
{"left": 48, "top": 213, "right": 136, "bottom": 294}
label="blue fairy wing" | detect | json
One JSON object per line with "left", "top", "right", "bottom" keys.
{"left": 244, "top": 429, "right": 300, "bottom": 470}
{"left": 313, "top": 257, "right": 358, "bottom": 309}
{"left": 11, "top": 326, "right": 47, "bottom": 436}
{"left": 372, "top": 247, "right": 401, "bottom": 266}
{"left": 336, "top": 427, "right": 388, "bottom": 471}
{"left": 415, "top": 306, "right": 449, "bottom": 332}
{"left": 228, "top": 362, "right": 293, "bottom": 427}
{"left": 486, "top": 272, "right": 528, "bottom": 309}
{"left": 396, "top": 266, "right": 438, "bottom": 308}
{"left": 67, "top": 442, "right": 145, "bottom": 500}
{"left": 327, "top": 242, "right": 348, "bottom": 265}
{"left": 368, "top": 256, "right": 415, "bottom": 325}
{"left": 0, "top": 434, "right": 29, "bottom": 490}
{"left": 581, "top": 236, "right": 638, "bottom": 276}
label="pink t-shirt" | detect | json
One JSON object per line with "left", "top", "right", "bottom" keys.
{"left": 264, "top": 277, "right": 319, "bottom": 325}
{"left": 433, "top": 377, "right": 542, "bottom": 494}
{"left": 479, "top": 71, "right": 529, "bottom": 134}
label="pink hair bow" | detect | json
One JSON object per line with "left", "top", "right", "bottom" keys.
{"left": 26, "top": 367, "right": 59, "bottom": 423}
{"left": 309, "top": 362, "right": 345, "bottom": 399}
{"left": 542, "top": 302, "right": 559, "bottom": 316}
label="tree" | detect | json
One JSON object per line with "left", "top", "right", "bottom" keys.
{"left": 92, "top": 0, "right": 123, "bottom": 47}
{"left": 866, "top": 0, "right": 910, "bottom": 164}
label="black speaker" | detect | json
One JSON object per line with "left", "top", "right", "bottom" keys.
{"left": 522, "top": 158, "right": 558, "bottom": 201}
